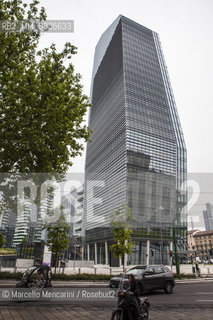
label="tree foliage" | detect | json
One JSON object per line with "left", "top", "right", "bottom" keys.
{"left": 110, "top": 204, "right": 135, "bottom": 271}
{"left": 0, "top": 0, "right": 91, "bottom": 174}
{"left": 21, "top": 236, "right": 28, "bottom": 244}
{"left": 44, "top": 215, "right": 70, "bottom": 271}
{"left": 0, "top": 232, "right": 6, "bottom": 248}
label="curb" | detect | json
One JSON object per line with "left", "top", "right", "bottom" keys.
{"left": 1, "top": 277, "right": 213, "bottom": 288}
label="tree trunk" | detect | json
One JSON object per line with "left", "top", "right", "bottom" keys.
{"left": 123, "top": 254, "right": 125, "bottom": 272}
{"left": 55, "top": 254, "right": 58, "bottom": 273}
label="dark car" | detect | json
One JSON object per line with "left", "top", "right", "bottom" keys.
{"left": 15, "top": 265, "right": 52, "bottom": 288}
{"left": 109, "top": 265, "right": 175, "bottom": 294}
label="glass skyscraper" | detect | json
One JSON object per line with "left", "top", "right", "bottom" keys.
{"left": 84, "top": 15, "right": 187, "bottom": 266}
{"left": 203, "top": 203, "right": 213, "bottom": 231}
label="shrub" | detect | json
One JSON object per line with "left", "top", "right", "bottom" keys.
{"left": 0, "top": 249, "right": 16, "bottom": 255}
{"left": 0, "top": 272, "right": 23, "bottom": 280}
{"left": 173, "top": 273, "right": 196, "bottom": 279}
{"left": 0, "top": 271, "right": 198, "bottom": 281}
{"left": 0, "top": 272, "right": 113, "bottom": 281}
{"left": 51, "top": 273, "right": 112, "bottom": 281}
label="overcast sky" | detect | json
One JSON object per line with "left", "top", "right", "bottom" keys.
{"left": 37, "top": 0, "right": 213, "bottom": 174}
{"left": 36, "top": 0, "right": 213, "bottom": 228}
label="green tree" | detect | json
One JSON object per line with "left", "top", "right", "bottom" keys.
{"left": 0, "top": 0, "right": 91, "bottom": 174}
{"left": 44, "top": 215, "right": 70, "bottom": 272}
{"left": 110, "top": 204, "right": 135, "bottom": 272}
{"left": 21, "top": 236, "right": 28, "bottom": 244}
{"left": 0, "top": 0, "right": 91, "bottom": 214}
{"left": 0, "top": 232, "right": 6, "bottom": 248}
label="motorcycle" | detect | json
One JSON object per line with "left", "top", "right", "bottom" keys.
{"left": 111, "top": 273, "right": 150, "bottom": 320}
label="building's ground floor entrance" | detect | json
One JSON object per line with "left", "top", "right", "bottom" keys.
{"left": 82, "top": 239, "right": 174, "bottom": 267}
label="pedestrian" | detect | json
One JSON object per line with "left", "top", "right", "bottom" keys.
{"left": 195, "top": 262, "right": 200, "bottom": 277}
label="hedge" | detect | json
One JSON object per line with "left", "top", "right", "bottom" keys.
{"left": 0, "top": 249, "right": 16, "bottom": 255}
{"left": 173, "top": 273, "right": 196, "bottom": 279}
{"left": 0, "top": 271, "right": 197, "bottom": 281}
{"left": 51, "top": 273, "right": 112, "bottom": 281}
{"left": 0, "top": 272, "right": 23, "bottom": 280}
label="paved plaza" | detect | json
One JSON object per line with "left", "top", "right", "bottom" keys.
{"left": 0, "top": 304, "right": 213, "bottom": 320}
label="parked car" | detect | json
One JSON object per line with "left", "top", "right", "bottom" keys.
{"left": 15, "top": 265, "right": 52, "bottom": 288}
{"left": 109, "top": 265, "right": 175, "bottom": 294}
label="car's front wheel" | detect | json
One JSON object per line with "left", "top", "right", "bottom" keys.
{"left": 164, "top": 281, "right": 173, "bottom": 294}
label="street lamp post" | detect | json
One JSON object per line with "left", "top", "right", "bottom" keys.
{"left": 160, "top": 222, "right": 164, "bottom": 265}
{"left": 173, "top": 227, "right": 180, "bottom": 276}
{"left": 158, "top": 207, "right": 165, "bottom": 265}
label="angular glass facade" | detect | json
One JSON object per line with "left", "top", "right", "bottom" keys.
{"left": 203, "top": 203, "right": 213, "bottom": 231}
{"left": 84, "top": 16, "right": 187, "bottom": 266}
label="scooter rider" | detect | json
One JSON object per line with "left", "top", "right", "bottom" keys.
{"left": 127, "top": 274, "right": 141, "bottom": 320}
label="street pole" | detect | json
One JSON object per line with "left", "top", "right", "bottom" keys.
{"left": 160, "top": 221, "right": 164, "bottom": 265}
{"left": 158, "top": 207, "right": 165, "bottom": 265}
{"left": 73, "top": 238, "right": 77, "bottom": 271}
{"left": 173, "top": 227, "right": 180, "bottom": 276}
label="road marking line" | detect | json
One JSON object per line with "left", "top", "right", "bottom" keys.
{"left": 195, "top": 292, "right": 213, "bottom": 294}
{"left": 196, "top": 300, "right": 213, "bottom": 302}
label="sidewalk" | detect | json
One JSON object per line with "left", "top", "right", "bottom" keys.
{"left": 0, "top": 304, "right": 213, "bottom": 320}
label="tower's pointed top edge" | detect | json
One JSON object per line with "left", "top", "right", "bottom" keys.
{"left": 90, "top": 15, "right": 156, "bottom": 97}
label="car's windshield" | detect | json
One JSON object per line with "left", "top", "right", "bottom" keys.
{"left": 126, "top": 267, "right": 146, "bottom": 276}
{"left": 22, "top": 266, "right": 37, "bottom": 280}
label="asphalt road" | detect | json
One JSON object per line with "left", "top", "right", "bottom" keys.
{"left": 0, "top": 280, "right": 213, "bottom": 307}
{"left": 72, "top": 281, "right": 213, "bottom": 308}
{"left": 144, "top": 281, "right": 213, "bottom": 307}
